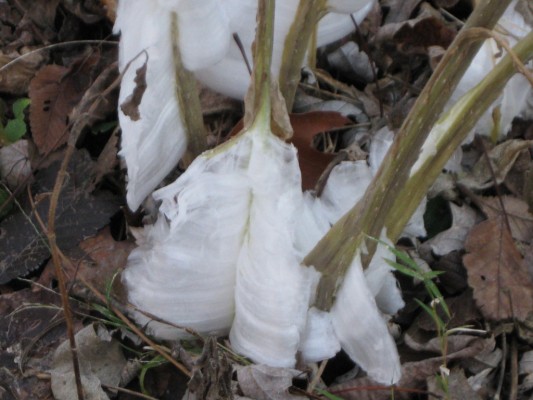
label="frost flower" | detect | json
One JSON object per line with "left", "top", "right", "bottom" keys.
{"left": 115, "top": 0, "right": 377, "bottom": 209}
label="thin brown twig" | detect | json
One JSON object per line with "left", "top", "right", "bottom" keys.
{"left": 509, "top": 335, "right": 518, "bottom": 400}
{"left": 477, "top": 138, "right": 512, "bottom": 234}
{"left": 42, "top": 54, "right": 126, "bottom": 400}
{"left": 36, "top": 371, "right": 159, "bottom": 400}
{"left": 76, "top": 272, "right": 192, "bottom": 378}
{"left": 464, "top": 27, "right": 533, "bottom": 86}
{"left": 495, "top": 331, "right": 507, "bottom": 400}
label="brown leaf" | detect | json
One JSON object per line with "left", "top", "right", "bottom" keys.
{"left": 29, "top": 65, "right": 85, "bottom": 154}
{"left": 290, "top": 111, "right": 351, "bottom": 189}
{"left": 329, "top": 336, "right": 495, "bottom": 400}
{"left": 459, "top": 140, "right": 533, "bottom": 191}
{"left": 78, "top": 227, "right": 134, "bottom": 293}
{"left": 463, "top": 218, "right": 533, "bottom": 322}
{"left": 479, "top": 196, "right": 533, "bottom": 244}
{"left": 236, "top": 365, "right": 301, "bottom": 400}
{"left": 227, "top": 111, "right": 351, "bottom": 189}
{"left": 393, "top": 16, "right": 456, "bottom": 52}
{"left": 0, "top": 51, "right": 46, "bottom": 94}
{"left": 427, "top": 368, "right": 482, "bottom": 400}
{"left": 120, "top": 62, "right": 147, "bottom": 121}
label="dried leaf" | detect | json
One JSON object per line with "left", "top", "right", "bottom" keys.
{"left": 459, "top": 140, "right": 533, "bottom": 191}
{"left": 463, "top": 218, "right": 533, "bottom": 322}
{"left": 393, "top": 16, "right": 456, "bottom": 53}
{"left": 77, "top": 227, "right": 134, "bottom": 293}
{"left": 119, "top": 62, "right": 146, "bottom": 121}
{"left": 290, "top": 111, "right": 351, "bottom": 189}
{"left": 0, "top": 139, "right": 34, "bottom": 189}
{"left": 51, "top": 324, "right": 127, "bottom": 400}
{"left": 0, "top": 288, "right": 81, "bottom": 400}
{"left": 0, "top": 51, "right": 47, "bottom": 94}
{"left": 236, "top": 365, "right": 301, "bottom": 400}
{"left": 479, "top": 196, "right": 533, "bottom": 244}
{"left": 329, "top": 336, "right": 495, "bottom": 400}
{"left": 29, "top": 65, "right": 85, "bottom": 154}
{"left": 0, "top": 150, "right": 120, "bottom": 284}
{"left": 427, "top": 368, "right": 482, "bottom": 400}
{"left": 425, "top": 203, "right": 478, "bottom": 256}
{"left": 226, "top": 111, "right": 352, "bottom": 189}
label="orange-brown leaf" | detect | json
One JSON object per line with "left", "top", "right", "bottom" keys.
{"left": 29, "top": 65, "right": 87, "bottom": 154}
{"left": 290, "top": 111, "right": 351, "bottom": 190}
{"left": 227, "top": 111, "right": 351, "bottom": 189}
{"left": 463, "top": 218, "right": 533, "bottom": 322}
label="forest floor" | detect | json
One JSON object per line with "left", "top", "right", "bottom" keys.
{"left": 0, "top": 1, "right": 532, "bottom": 399}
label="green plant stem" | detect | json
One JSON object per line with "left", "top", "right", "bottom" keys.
{"left": 170, "top": 13, "right": 207, "bottom": 165}
{"left": 386, "top": 29, "right": 533, "bottom": 241}
{"left": 304, "top": 0, "right": 512, "bottom": 311}
{"left": 278, "top": 0, "right": 326, "bottom": 110}
{"left": 248, "top": 0, "right": 275, "bottom": 128}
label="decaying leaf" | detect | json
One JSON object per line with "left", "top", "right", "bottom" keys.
{"left": 51, "top": 323, "right": 127, "bottom": 400}
{"left": 77, "top": 227, "right": 134, "bottom": 293}
{"left": 236, "top": 365, "right": 301, "bottom": 400}
{"left": 329, "top": 336, "right": 495, "bottom": 400}
{"left": 0, "top": 288, "right": 82, "bottom": 400}
{"left": 290, "top": 111, "right": 351, "bottom": 189}
{"left": 427, "top": 368, "right": 482, "bottom": 400}
{"left": 425, "top": 203, "right": 478, "bottom": 256}
{"left": 479, "top": 195, "right": 533, "bottom": 243}
{"left": 459, "top": 140, "right": 533, "bottom": 191}
{"left": 0, "top": 51, "right": 47, "bottom": 95}
{"left": 119, "top": 62, "right": 146, "bottom": 121}
{"left": 463, "top": 218, "right": 533, "bottom": 322}
{"left": 0, "top": 150, "right": 120, "bottom": 284}
{"left": 29, "top": 65, "right": 86, "bottom": 154}
{"left": 188, "top": 337, "right": 233, "bottom": 400}
{"left": 0, "top": 139, "right": 34, "bottom": 189}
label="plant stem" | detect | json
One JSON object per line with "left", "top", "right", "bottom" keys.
{"left": 386, "top": 29, "right": 533, "bottom": 241}
{"left": 278, "top": 0, "right": 326, "bottom": 110}
{"left": 170, "top": 13, "right": 207, "bottom": 165}
{"left": 248, "top": 0, "right": 275, "bottom": 128}
{"left": 304, "top": 0, "right": 513, "bottom": 311}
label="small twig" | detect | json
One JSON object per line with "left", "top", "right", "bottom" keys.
{"left": 76, "top": 273, "right": 191, "bottom": 378}
{"left": 307, "top": 360, "right": 327, "bottom": 393}
{"left": 36, "top": 371, "right": 159, "bottom": 400}
{"left": 477, "top": 138, "right": 512, "bottom": 234}
{"left": 350, "top": 14, "right": 383, "bottom": 117}
{"left": 0, "top": 40, "right": 118, "bottom": 74}
{"left": 509, "top": 335, "right": 518, "bottom": 400}
{"left": 494, "top": 331, "right": 507, "bottom": 400}
{"left": 233, "top": 33, "right": 252, "bottom": 75}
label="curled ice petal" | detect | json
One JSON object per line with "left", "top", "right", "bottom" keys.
{"left": 230, "top": 127, "right": 320, "bottom": 367}
{"left": 299, "top": 307, "right": 341, "bottom": 362}
{"left": 364, "top": 237, "right": 405, "bottom": 315}
{"left": 327, "top": 0, "right": 375, "bottom": 14}
{"left": 171, "top": 0, "right": 231, "bottom": 71}
{"left": 331, "top": 252, "right": 402, "bottom": 384}
{"left": 115, "top": 0, "right": 187, "bottom": 210}
{"left": 122, "top": 139, "right": 255, "bottom": 339}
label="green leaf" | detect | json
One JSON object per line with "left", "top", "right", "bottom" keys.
{"left": 4, "top": 119, "right": 26, "bottom": 143}
{"left": 91, "top": 120, "right": 117, "bottom": 135}
{"left": 315, "top": 388, "right": 345, "bottom": 400}
{"left": 12, "top": 98, "right": 30, "bottom": 120}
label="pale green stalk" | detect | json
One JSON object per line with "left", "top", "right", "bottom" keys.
{"left": 386, "top": 29, "right": 533, "bottom": 241}
{"left": 278, "top": 0, "right": 327, "bottom": 110}
{"left": 247, "top": 0, "right": 275, "bottom": 131}
{"left": 304, "top": 0, "right": 513, "bottom": 310}
{"left": 171, "top": 13, "right": 207, "bottom": 164}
